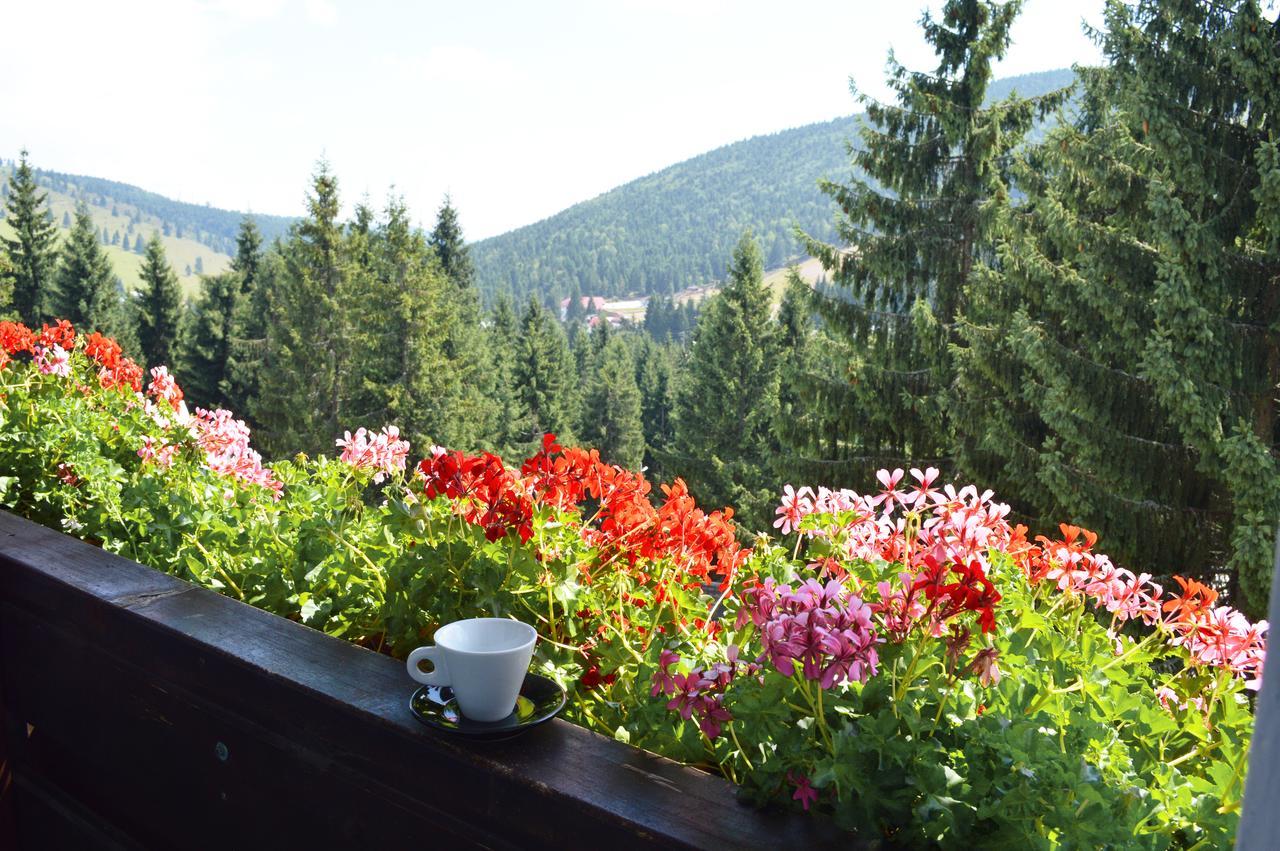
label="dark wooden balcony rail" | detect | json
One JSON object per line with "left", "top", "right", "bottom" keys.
{"left": 0, "top": 510, "right": 848, "bottom": 849}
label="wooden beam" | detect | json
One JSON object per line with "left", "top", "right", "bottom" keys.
{"left": 0, "top": 511, "right": 850, "bottom": 849}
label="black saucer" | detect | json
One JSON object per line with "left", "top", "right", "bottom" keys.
{"left": 409, "top": 673, "right": 566, "bottom": 739}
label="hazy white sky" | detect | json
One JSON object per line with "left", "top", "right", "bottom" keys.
{"left": 3, "top": 0, "right": 1105, "bottom": 240}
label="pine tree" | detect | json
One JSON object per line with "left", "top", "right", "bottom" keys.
{"left": 1, "top": 150, "right": 60, "bottom": 324}
{"left": 785, "top": 0, "right": 1065, "bottom": 486}
{"left": 348, "top": 195, "right": 455, "bottom": 450}
{"left": 223, "top": 216, "right": 268, "bottom": 418}
{"left": 635, "top": 335, "right": 678, "bottom": 478}
{"left": 428, "top": 195, "right": 476, "bottom": 291}
{"left": 133, "top": 233, "right": 145, "bottom": 253}
{"left": 487, "top": 292, "right": 527, "bottom": 459}
{"left": 256, "top": 164, "right": 348, "bottom": 455}
{"left": 957, "top": 0, "right": 1280, "bottom": 615}
{"left": 50, "top": 202, "right": 119, "bottom": 332}
{"left": 177, "top": 272, "right": 237, "bottom": 408}
{"left": 580, "top": 336, "right": 645, "bottom": 469}
{"left": 565, "top": 284, "right": 586, "bottom": 324}
{"left": 428, "top": 196, "right": 494, "bottom": 450}
{"left": 134, "top": 233, "right": 182, "bottom": 370}
{"left": 513, "top": 296, "right": 577, "bottom": 452}
{"left": 0, "top": 252, "right": 14, "bottom": 318}
{"left": 567, "top": 320, "right": 593, "bottom": 432}
{"left": 773, "top": 270, "right": 820, "bottom": 485}
{"left": 61, "top": 211, "right": 71, "bottom": 228}
{"left": 672, "top": 233, "right": 779, "bottom": 527}
{"left": 230, "top": 216, "right": 263, "bottom": 293}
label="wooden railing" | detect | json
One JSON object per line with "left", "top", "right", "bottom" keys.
{"left": 0, "top": 511, "right": 848, "bottom": 849}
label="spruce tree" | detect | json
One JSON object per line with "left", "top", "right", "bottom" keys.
{"left": 635, "top": 335, "right": 678, "bottom": 478}
{"left": 773, "top": 270, "right": 820, "bottom": 485}
{"left": 134, "top": 233, "right": 182, "bottom": 370}
{"left": 349, "top": 195, "right": 455, "bottom": 450}
{"left": 428, "top": 195, "right": 476, "bottom": 291}
{"left": 428, "top": 196, "right": 493, "bottom": 449}
{"left": 224, "top": 217, "right": 267, "bottom": 417}
{"left": 785, "top": 0, "right": 1064, "bottom": 485}
{"left": 580, "top": 336, "right": 645, "bottom": 469}
{"left": 957, "top": 0, "right": 1280, "bottom": 614}
{"left": 672, "top": 233, "right": 779, "bottom": 527}
{"left": 177, "top": 272, "right": 238, "bottom": 409}
{"left": 2, "top": 150, "right": 59, "bottom": 324}
{"left": 513, "top": 296, "right": 577, "bottom": 452}
{"left": 487, "top": 292, "right": 527, "bottom": 459}
{"left": 231, "top": 217, "right": 262, "bottom": 292}
{"left": 257, "top": 164, "right": 348, "bottom": 455}
{"left": 50, "top": 203, "right": 117, "bottom": 330}
{"left": 0, "top": 252, "right": 14, "bottom": 318}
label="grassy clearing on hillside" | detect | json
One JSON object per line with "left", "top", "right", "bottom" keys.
{"left": 1, "top": 167, "right": 231, "bottom": 299}
{"left": 673, "top": 256, "right": 827, "bottom": 311}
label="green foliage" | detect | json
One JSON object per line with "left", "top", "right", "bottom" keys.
{"left": 634, "top": 334, "right": 679, "bottom": 479}
{"left": 50, "top": 202, "right": 120, "bottom": 334}
{"left": 579, "top": 336, "right": 645, "bottom": 469}
{"left": 427, "top": 196, "right": 496, "bottom": 451}
{"left": 177, "top": 272, "right": 238, "bottom": 409}
{"left": 256, "top": 164, "right": 348, "bottom": 455}
{"left": 784, "top": 0, "right": 1070, "bottom": 489}
{"left": 223, "top": 216, "right": 267, "bottom": 415}
{"left": 429, "top": 195, "right": 475, "bottom": 291}
{"left": 134, "top": 233, "right": 182, "bottom": 370}
{"left": 0, "top": 253, "right": 14, "bottom": 318}
{"left": 344, "top": 195, "right": 455, "bottom": 449}
{"left": 2, "top": 150, "right": 60, "bottom": 324}
{"left": 512, "top": 297, "right": 577, "bottom": 453}
{"left": 642, "top": 294, "right": 698, "bottom": 343}
{"left": 485, "top": 292, "right": 525, "bottom": 460}
{"left": 955, "top": 0, "right": 1280, "bottom": 616}
{"left": 672, "top": 233, "right": 779, "bottom": 527}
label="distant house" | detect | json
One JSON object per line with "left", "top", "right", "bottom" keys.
{"left": 559, "top": 296, "right": 607, "bottom": 321}
{"left": 588, "top": 311, "right": 625, "bottom": 329}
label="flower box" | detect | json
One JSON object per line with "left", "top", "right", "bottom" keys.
{"left": 0, "top": 511, "right": 846, "bottom": 849}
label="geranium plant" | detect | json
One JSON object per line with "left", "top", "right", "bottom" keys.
{"left": 0, "top": 320, "right": 1265, "bottom": 848}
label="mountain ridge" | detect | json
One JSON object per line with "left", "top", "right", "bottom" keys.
{"left": 4, "top": 67, "right": 1074, "bottom": 303}
{"left": 471, "top": 67, "right": 1076, "bottom": 303}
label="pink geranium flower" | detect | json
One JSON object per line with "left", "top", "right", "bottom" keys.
{"left": 34, "top": 344, "right": 71, "bottom": 378}
{"left": 773, "top": 484, "right": 814, "bottom": 535}
{"left": 147, "top": 366, "right": 185, "bottom": 411}
{"left": 336, "top": 425, "right": 411, "bottom": 483}
{"left": 788, "top": 772, "right": 819, "bottom": 811}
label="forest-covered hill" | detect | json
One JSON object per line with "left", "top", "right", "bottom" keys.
{"left": 3, "top": 67, "right": 1071, "bottom": 303}
{"left": 471, "top": 68, "right": 1075, "bottom": 302}
{"left": 0, "top": 162, "right": 294, "bottom": 294}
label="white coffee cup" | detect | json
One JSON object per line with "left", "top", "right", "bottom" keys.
{"left": 406, "top": 618, "right": 537, "bottom": 722}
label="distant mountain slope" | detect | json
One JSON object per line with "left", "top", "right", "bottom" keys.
{"left": 472, "top": 68, "right": 1075, "bottom": 303}
{"left": 0, "top": 163, "right": 296, "bottom": 296}
{"left": 31, "top": 168, "right": 294, "bottom": 254}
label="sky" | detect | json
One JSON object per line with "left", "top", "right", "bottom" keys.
{"left": 2, "top": 0, "right": 1106, "bottom": 240}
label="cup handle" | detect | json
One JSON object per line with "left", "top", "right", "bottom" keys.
{"left": 407, "top": 646, "right": 448, "bottom": 686}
